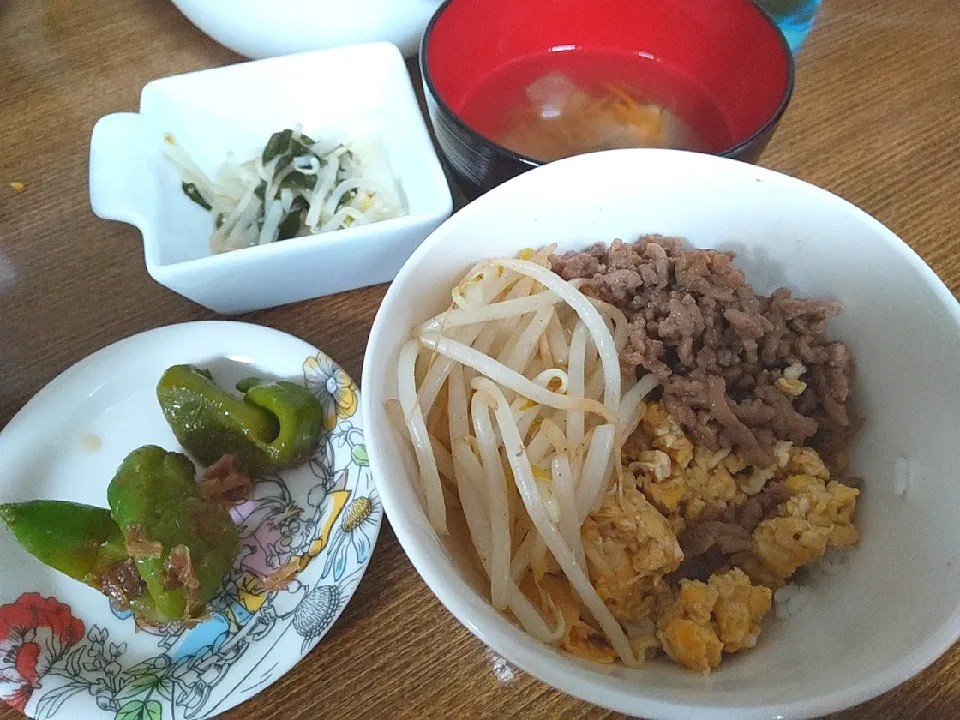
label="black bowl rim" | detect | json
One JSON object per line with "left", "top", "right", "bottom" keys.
{"left": 419, "top": 0, "right": 796, "bottom": 168}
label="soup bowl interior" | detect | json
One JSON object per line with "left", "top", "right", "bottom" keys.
{"left": 363, "top": 150, "right": 960, "bottom": 719}
{"left": 423, "top": 0, "right": 793, "bottom": 159}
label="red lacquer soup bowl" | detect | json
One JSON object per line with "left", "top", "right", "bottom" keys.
{"left": 420, "top": 0, "right": 794, "bottom": 199}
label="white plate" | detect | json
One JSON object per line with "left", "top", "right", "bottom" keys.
{"left": 89, "top": 44, "right": 452, "bottom": 314}
{"left": 0, "top": 322, "right": 381, "bottom": 719}
{"left": 170, "top": 0, "right": 444, "bottom": 59}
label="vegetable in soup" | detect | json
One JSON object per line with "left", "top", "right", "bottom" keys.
{"left": 457, "top": 49, "right": 734, "bottom": 162}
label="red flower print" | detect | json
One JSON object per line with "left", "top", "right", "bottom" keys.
{"left": 0, "top": 641, "right": 39, "bottom": 711}
{"left": 0, "top": 593, "right": 84, "bottom": 712}
{"left": 4, "top": 685, "right": 33, "bottom": 713}
{"left": 13, "top": 642, "right": 39, "bottom": 686}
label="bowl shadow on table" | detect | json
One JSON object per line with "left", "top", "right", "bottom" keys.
{"left": 34, "top": 0, "right": 239, "bottom": 80}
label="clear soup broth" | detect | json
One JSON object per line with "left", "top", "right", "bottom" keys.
{"left": 457, "top": 49, "right": 735, "bottom": 162}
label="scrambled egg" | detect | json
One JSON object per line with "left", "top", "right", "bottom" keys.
{"left": 581, "top": 480, "right": 684, "bottom": 623}
{"left": 739, "top": 473, "right": 860, "bottom": 586}
{"left": 532, "top": 572, "right": 620, "bottom": 664}
{"left": 782, "top": 474, "right": 860, "bottom": 547}
{"left": 554, "top": 401, "right": 863, "bottom": 672}
{"left": 628, "top": 403, "right": 792, "bottom": 532}
{"left": 657, "top": 569, "right": 772, "bottom": 672}
{"left": 737, "top": 518, "right": 831, "bottom": 588}
{"left": 776, "top": 362, "right": 809, "bottom": 397}
{"left": 628, "top": 403, "right": 736, "bottom": 534}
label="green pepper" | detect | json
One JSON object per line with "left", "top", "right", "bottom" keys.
{"left": 157, "top": 364, "right": 323, "bottom": 473}
{"left": 0, "top": 499, "right": 161, "bottom": 622}
{"left": 0, "top": 500, "right": 127, "bottom": 580}
{"left": 107, "top": 445, "right": 238, "bottom": 623}
{"left": 1, "top": 447, "right": 240, "bottom": 627}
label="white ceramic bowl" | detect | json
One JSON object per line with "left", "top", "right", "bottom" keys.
{"left": 89, "top": 44, "right": 452, "bottom": 315}
{"left": 170, "top": 0, "right": 444, "bottom": 59}
{"left": 361, "top": 149, "right": 960, "bottom": 719}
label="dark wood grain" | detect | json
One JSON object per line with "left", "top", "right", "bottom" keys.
{"left": 1, "top": 0, "right": 958, "bottom": 718}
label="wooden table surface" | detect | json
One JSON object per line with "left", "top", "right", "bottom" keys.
{"left": 2, "top": 0, "right": 959, "bottom": 718}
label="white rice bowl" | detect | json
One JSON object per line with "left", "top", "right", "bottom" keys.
{"left": 362, "top": 149, "right": 960, "bottom": 719}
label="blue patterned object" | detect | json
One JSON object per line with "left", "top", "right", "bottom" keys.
{"left": 756, "top": 0, "right": 822, "bottom": 53}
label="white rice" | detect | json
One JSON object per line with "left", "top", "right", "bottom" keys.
{"left": 894, "top": 456, "right": 911, "bottom": 496}
{"left": 775, "top": 547, "right": 853, "bottom": 619}
{"left": 774, "top": 582, "right": 814, "bottom": 620}
{"left": 810, "top": 546, "right": 851, "bottom": 578}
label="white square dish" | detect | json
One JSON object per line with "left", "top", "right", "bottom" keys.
{"left": 89, "top": 43, "right": 453, "bottom": 314}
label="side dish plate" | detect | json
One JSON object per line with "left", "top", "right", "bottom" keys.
{"left": 0, "top": 321, "right": 380, "bottom": 719}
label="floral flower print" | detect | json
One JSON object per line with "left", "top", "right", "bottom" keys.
{"left": 0, "top": 593, "right": 84, "bottom": 711}
{"left": 322, "top": 494, "right": 381, "bottom": 581}
{"left": 231, "top": 477, "right": 302, "bottom": 579}
{"left": 303, "top": 354, "right": 358, "bottom": 431}
{"left": 292, "top": 585, "right": 340, "bottom": 652}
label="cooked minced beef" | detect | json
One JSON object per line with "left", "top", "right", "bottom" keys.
{"left": 733, "top": 480, "right": 794, "bottom": 533}
{"left": 669, "top": 482, "right": 793, "bottom": 582}
{"left": 680, "top": 520, "right": 754, "bottom": 557}
{"left": 91, "top": 558, "right": 147, "bottom": 611}
{"left": 551, "top": 236, "right": 857, "bottom": 471}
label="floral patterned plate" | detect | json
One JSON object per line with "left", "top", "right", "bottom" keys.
{"left": 0, "top": 321, "right": 381, "bottom": 720}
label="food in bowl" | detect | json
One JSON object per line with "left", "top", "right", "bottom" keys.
{"left": 162, "top": 126, "right": 405, "bottom": 254}
{"left": 365, "top": 147, "right": 960, "bottom": 717}
{"left": 459, "top": 55, "right": 728, "bottom": 163}
{"left": 420, "top": 0, "right": 793, "bottom": 197}
{"left": 389, "top": 236, "right": 861, "bottom": 672}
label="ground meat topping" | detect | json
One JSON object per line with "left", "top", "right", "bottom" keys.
{"left": 551, "top": 236, "right": 857, "bottom": 470}
{"left": 164, "top": 545, "right": 199, "bottom": 591}
{"left": 90, "top": 558, "right": 147, "bottom": 611}
{"left": 163, "top": 544, "right": 205, "bottom": 623}
{"left": 260, "top": 559, "right": 303, "bottom": 593}
{"left": 736, "top": 480, "right": 792, "bottom": 533}
{"left": 124, "top": 523, "right": 163, "bottom": 559}
{"left": 198, "top": 454, "right": 254, "bottom": 505}
{"left": 680, "top": 520, "right": 753, "bottom": 557}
